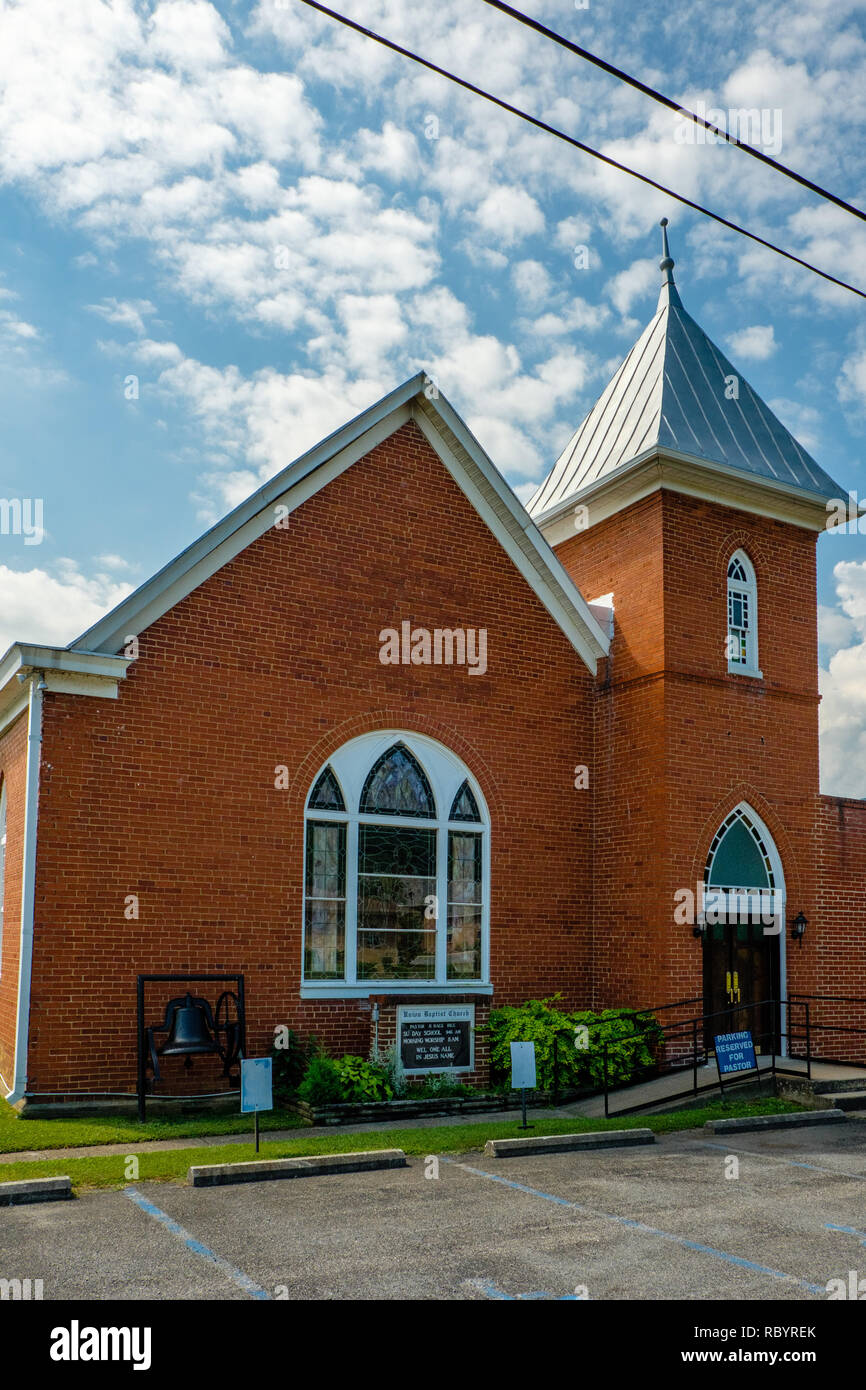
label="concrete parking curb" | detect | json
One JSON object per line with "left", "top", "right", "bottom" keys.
{"left": 483, "top": 1128, "right": 655, "bottom": 1157}
{"left": 705, "top": 1109, "right": 847, "bottom": 1134}
{"left": 0, "top": 1175, "right": 72, "bottom": 1205}
{"left": 188, "top": 1148, "right": 407, "bottom": 1187}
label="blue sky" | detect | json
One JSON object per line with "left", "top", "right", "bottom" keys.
{"left": 0, "top": 0, "right": 865, "bottom": 791}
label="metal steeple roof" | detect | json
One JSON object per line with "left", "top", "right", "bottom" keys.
{"left": 528, "top": 220, "right": 846, "bottom": 520}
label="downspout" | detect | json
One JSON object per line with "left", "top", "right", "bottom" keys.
{"left": 5, "top": 672, "right": 45, "bottom": 1105}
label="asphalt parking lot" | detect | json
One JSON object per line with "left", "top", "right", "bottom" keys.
{"left": 2, "top": 1121, "right": 865, "bottom": 1301}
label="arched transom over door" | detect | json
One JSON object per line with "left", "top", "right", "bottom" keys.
{"left": 302, "top": 732, "right": 490, "bottom": 998}
{"left": 701, "top": 805, "right": 786, "bottom": 1054}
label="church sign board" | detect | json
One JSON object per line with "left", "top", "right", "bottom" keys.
{"left": 397, "top": 1005, "right": 474, "bottom": 1074}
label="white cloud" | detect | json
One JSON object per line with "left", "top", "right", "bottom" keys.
{"left": 96, "top": 552, "right": 138, "bottom": 573}
{"left": 727, "top": 324, "right": 777, "bottom": 360}
{"left": 472, "top": 187, "right": 544, "bottom": 247}
{"left": 838, "top": 341, "right": 866, "bottom": 411}
{"left": 606, "top": 258, "right": 659, "bottom": 316}
{"left": 0, "top": 560, "right": 133, "bottom": 656}
{"left": 355, "top": 121, "right": 420, "bottom": 181}
{"left": 86, "top": 298, "right": 157, "bottom": 337}
{"left": 511, "top": 260, "right": 553, "bottom": 308}
{"left": 819, "top": 559, "right": 866, "bottom": 796}
{"left": 767, "top": 397, "right": 821, "bottom": 450}
{"left": 147, "top": 0, "right": 231, "bottom": 73}
{"left": 0, "top": 310, "right": 39, "bottom": 341}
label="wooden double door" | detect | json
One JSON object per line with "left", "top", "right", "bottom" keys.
{"left": 703, "top": 918, "right": 781, "bottom": 1054}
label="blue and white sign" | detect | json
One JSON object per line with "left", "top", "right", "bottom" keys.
{"left": 240, "top": 1057, "right": 273, "bottom": 1113}
{"left": 510, "top": 1040, "right": 537, "bottom": 1090}
{"left": 714, "top": 1031, "right": 757, "bottom": 1075}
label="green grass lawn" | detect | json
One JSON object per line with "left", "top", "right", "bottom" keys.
{"left": 0, "top": 1097, "right": 307, "bottom": 1153}
{"left": 0, "top": 1096, "right": 801, "bottom": 1191}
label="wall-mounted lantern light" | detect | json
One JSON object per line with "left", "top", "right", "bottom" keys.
{"left": 791, "top": 911, "right": 808, "bottom": 945}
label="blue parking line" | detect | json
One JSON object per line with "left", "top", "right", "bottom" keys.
{"left": 443, "top": 1158, "right": 825, "bottom": 1296}
{"left": 699, "top": 1140, "right": 866, "bottom": 1182}
{"left": 826, "top": 1223, "right": 866, "bottom": 1245}
{"left": 470, "top": 1278, "right": 581, "bottom": 1301}
{"left": 124, "top": 1187, "right": 271, "bottom": 1300}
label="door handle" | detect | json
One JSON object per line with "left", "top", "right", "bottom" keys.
{"left": 733, "top": 971, "right": 741, "bottom": 1002}
{"left": 726, "top": 971, "right": 732, "bottom": 1003}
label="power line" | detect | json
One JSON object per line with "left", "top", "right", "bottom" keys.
{"left": 481, "top": 0, "right": 866, "bottom": 226}
{"left": 294, "top": 0, "right": 866, "bottom": 301}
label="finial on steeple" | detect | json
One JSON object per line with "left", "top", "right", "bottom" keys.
{"left": 659, "top": 217, "right": 675, "bottom": 285}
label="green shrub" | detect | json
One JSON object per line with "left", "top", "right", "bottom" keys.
{"left": 334, "top": 1055, "right": 393, "bottom": 1103}
{"left": 486, "top": 995, "right": 661, "bottom": 1091}
{"left": 269, "top": 1030, "right": 319, "bottom": 1103}
{"left": 414, "top": 1072, "right": 470, "bottom": 1099}
{"left": 296, "top": 1055, "right": 346, "bottom": 1106}
{"left": 381, "top": 1044, "right": 408, "bottom": 1098}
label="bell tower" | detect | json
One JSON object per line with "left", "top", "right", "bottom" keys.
{"left": 529, "top": 222, "right": 848, "bottom": 1025}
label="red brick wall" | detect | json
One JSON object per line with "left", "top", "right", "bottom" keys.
{"left": 555, "top": 488, "right": 824, "bottom": 1026}
{"left": 0, "top": 709, "right": 27, "bottom": 1089}
{"left": 27, "top": 419, "right": 595, "bottom": 1096}
{"left": 813, "top": 796, "right": 866, "bottom": 1061}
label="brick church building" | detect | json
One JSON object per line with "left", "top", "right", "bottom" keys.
{"left": 1, "top": 225, "right": 864, "bottom": 1110}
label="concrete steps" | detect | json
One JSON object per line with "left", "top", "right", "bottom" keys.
{"left": 814, "top": 1089, "right": 866, "bottom": 1111}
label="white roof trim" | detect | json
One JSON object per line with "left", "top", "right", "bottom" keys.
{"left": 534, "top": 445, "right": 844, "bottom": 546}
{"left": 48, "top": 375, "right": 605, "bottom": 673}
{"left": 0, "top": 645, "right": 130, "bottom": 737}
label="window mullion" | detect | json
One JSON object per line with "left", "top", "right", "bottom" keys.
{"left": 436, "top": 821, "right": 448, "bottom": 984}
{"left": 346, "top": 817, "right": 359, "bottom": 985}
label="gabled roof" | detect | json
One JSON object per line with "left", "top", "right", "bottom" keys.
{"left": 529, "top": 221, "right": 847, "bottom": 523}
{"left": 63, "top": 374, "right": 607, "bottom": 674}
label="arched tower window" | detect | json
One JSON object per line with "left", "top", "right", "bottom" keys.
{"left": 303, "top": 734, "right": 488, "bottom": 992}
{"left": 726, "top": 550, "right": 760, "bottom": 677}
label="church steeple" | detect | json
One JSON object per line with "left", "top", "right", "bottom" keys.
{"left": 528, "top": 220, "right": 845, "bottom": 529}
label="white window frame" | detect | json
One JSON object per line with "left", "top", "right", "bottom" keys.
{"left": 301, "top": 731, "right": 491, "bottom": 998}
{"left": 726, "top": 549, "right": 761, "bottom": 678}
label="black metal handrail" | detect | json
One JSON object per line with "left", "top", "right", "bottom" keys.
{"left": 788, "top": 992, "right": 866, "bottom": 1061}
{"left": 600, "top": 996, "right": 816, "bottom": 1118}
{"left": 551, "top": 996, "right": 705, "bottom": 1101}
{"left": 550, "top": 991, "right": 866, "bottom": 1117}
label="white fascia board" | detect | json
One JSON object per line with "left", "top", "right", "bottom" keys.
{"left": 73, "top": 378, "right": 427, "bottom": 655}
{"left": 411, "top": 397, "right": 609, "bottom": 670}
{"left": 0, "top": 645, "right": 130, "bottom": 737}
{"left": 534, "top": 447, "right": 844, "bottom": 546}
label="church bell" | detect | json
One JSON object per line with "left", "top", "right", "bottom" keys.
{"left": 157, "top": 993, "right": 220, "bottom": 1067}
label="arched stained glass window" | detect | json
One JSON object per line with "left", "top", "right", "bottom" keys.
{"left": 360, "top": 744, "right": 435, "bottom": 819}
{"left": 706, "top": 809, "right": 775, "bottom": 891}
{"left": 303, "top": 734, "right": 488, "bottom": 991}
{"left": 449, "top": 780, "right": 481, "bottom": 823}
{"left": 308, "top": 765, "right": 345, "bottom": 811}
